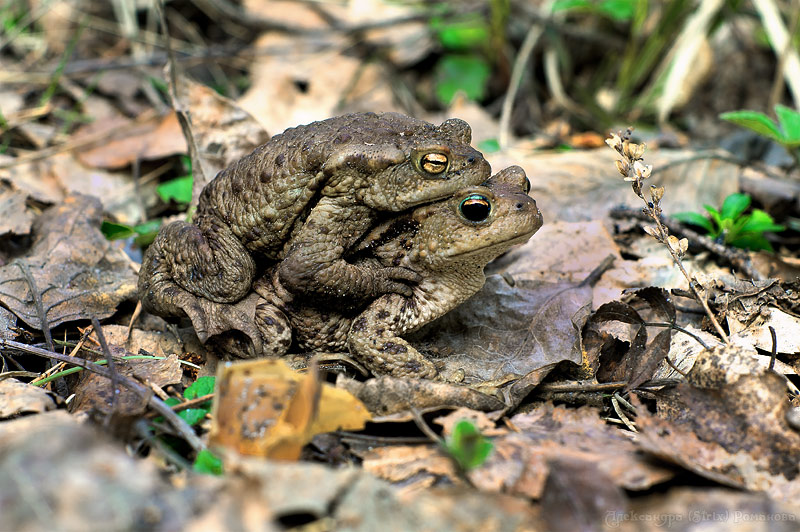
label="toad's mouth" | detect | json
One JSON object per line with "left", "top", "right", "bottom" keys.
{"left": 447, "top": 231, "right": 538, "bottom": 260}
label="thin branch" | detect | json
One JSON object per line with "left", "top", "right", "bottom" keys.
{"left": 0, "top": 338, "right": 205, "bottom": 452}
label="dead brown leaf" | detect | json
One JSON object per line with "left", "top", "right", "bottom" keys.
{"left": 69, "top": 352, "right": 182, "bottom": 418}
{"left": 409, "top": 274, "right": 588, "bottom": 399}
{"left": 540, "top": 457, "right": 627, "bottom": 531}
{"left": 0, "top": 378, "right": 60, "bottom": 417}
{"left": 636, "top": 344, "right": 800, "bottom": 503}
{"left": 0, "top": 180, "right": 33, "bottom": 237}
{"left": 471, "top": 403, "right": 673, "bottom": 498}
{"left": 75, "top": 113, "right": 186, "bottom": 169}
{"left": 0, "top": 410, "right": 193, "bottom": 531}
{"left": 0, "top": 194, "right": 138, "bottom": 330}
{"left": 177, "top": 75, "right": 270, "bottom": 205}
{"left": 210, "top": 359, "right": 371, "bottom": 459}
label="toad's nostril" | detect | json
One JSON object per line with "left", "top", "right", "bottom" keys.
{"left": 516, "top": 203, "right": 523, "bottom": 209}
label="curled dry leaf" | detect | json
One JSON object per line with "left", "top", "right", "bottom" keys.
{"left": 636, "top": 344, "right": 800, "bottom": 503}
{"left": 0, "top": 378, "right": 60, "bottom": 418}
{"left": 588, "top": 287, "right": 675, "bottom": 390}
{"left": 0, "top": 194, "right": 138, "bottom": 330}
{"left": 0, "top": 181, "right": 34, "bottom": 237}
{"left": 210, "top": 359, "right": 370, "bottom": 460}
{"left": 408, "top": 274, "right": 589, "bottom": 404}
{"left": 69, "top": 351, "right": 183, "bottom": 419}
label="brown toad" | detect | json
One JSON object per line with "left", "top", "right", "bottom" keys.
{"left": 243, "top": 166, "right": 542, "bottom": 378}
{"left": 138, "top": 112, "right": 491, "bottom": 339}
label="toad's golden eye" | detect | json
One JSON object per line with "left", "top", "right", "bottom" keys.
{"left": 459, "top": 194, "right": 491, "bottom": 222}
{"left": 523, "top": 177, "right": 531, "bottom": 194}
{"left": 421, "top": 153, "right": 448, "bottom": 174}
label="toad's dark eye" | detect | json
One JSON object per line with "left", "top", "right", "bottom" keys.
{"left": 523, "top": 177, "right": 531, "bottom": 194}
{"left": 421, "top": 153, "right": 448, "bottom": 174}
{"left": 459, "top": 194, "right": 491, "bottom": 222}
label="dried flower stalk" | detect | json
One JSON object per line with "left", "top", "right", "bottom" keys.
{"left": 607, "top": 129, "right": 729, "bottom": 344}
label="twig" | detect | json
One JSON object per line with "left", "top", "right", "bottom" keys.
{"left": 499, "top": 15, "right": 545, "bottom": 149}
{"left": 768, "top": 325, "right": 778, "bottom": 371}
{"left": 611, "top": 392, "right": 637, "bottom": 432}
{"left": 609, "top": 206, "right": 763, "bottom": 281}
{"left": 15, "top": 262, "right": 54, "bottom": 353}
{"left": 91, "top": 317, "right": 119, "bottom": 426}
{"left": 0, "top": 109, "right": 158, "bottom": 169}
{"left": 534, "top": 378, "right": 682, "bottom": 394}
{"left": 0, "top": 338, "right": 205, "bottom": 452}
{"left": 191, "top": 0, "right": 435, "bottom": 35}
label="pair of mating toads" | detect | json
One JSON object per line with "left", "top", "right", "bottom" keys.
{"left": 138, "top": 112, "right": 543, "bottom": 379}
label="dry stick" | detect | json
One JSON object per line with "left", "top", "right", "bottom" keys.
{"left": 0, "top": 338, "right": 205, "bottom": 452}
{"left": 609, "top": 206, "right": 763, "bottom": 281}
{"left": 192, "top": 0, "right": 432, "bottom": 35}
{"left": 498, "top": 17, "right": 545, "bottom": 149}
{"left": 15, "top": 262, "right": 54, "bottom": 353}
{"left": 768, "top": 325, "right": 778, "bottom": 371}
{"left": 155, "top": 0, "right": 209, "bottom": 201}
{"left": 91, "top": 317, "right": 120, "bottom": 426}
{"left": 0, "top": 108, "right": 158, "bottom": 170}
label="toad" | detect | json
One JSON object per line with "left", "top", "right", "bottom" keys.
{"left": 138, "top": 112, "right": 491, "bottom": 339}
{"left": 243, "top": 165, "right": 542, "bottom": 378}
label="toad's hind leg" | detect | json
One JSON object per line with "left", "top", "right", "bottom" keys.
{"left": 141, "top": 217, "right": 256, "bottom": 306}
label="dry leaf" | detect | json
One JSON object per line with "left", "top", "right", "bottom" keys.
{"left": 210, "top": 359, "right": 371, "bottom": 459}
{"left": 0, "top": 194, "right": 138, "bottom": 330}
{"left": 0, "top": 378, "right": 60, "bottom": 417}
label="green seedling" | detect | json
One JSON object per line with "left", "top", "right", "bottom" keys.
{"left": 193, "top": 449, "right": 223, "bottom": 475}
{"left": 720, "top": 105, "right": 800, "bottom": 166}
{"left": 162, "top": 376, "right": 215, "bottom": 427}
{"left": 430, "top": 13, "right": 491, "bottom": 106}
{"left": 157, "top": 155, "right": 194, "bottom": 205}
{"left": 101, "top": 219, "right": 162, "bottom": 247}
{"left": 553, "top": 0, "right": 637, "bottom": 21}
{"left": 444, "top": 419, "right": 494, "bottom": 471}
{"left": 673, "top": 192, "right": 785, "bottom": 252}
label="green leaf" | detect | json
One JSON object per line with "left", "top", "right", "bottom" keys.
{"left": 132, "top": 219, "right": 162, "bottom": 247}
{"left": 552, "top": 0, "right": 591, "bottom": 12}
{"left": 672, "top": 212, "right": 714, "bottom": 233}
{"left": 432, "top": 14, "right": 489, "bottom": 51}
{"left": 101, "top": 221, "right": 135, "bottom": 240}
{"left": 185, "top": 376, "right": 215, "bottom": 400}
{"left": 179, "top": 408, "right": 209, "bottom": 426}
{"left": 775, "top": 104, "right": 800, "bottom": 145}
{"left": 434, "top": 54, "right": 491, "bottom": 106}
{"left": 157, "top": 175, "right": 193, "bottom": 204}
{"left": 445, "top": 420, "right": 493, "bottom": 470}
{"left": 193, "top": 449, "right": 223, "bottom": 475}
{"left": 739, "top": 209, "right": 785, "bottom": 234}
{"left": 164, "top": 397, "right": 181, "bottom": 408}
{"left": 720, "top": 193, "right": 751, "bottom": 220}
{"left": 598, "top": 0, "right": 636, "bottom": 21}
{"left": 720, "top": 110, "right": 783, "bottom": 143}
{"left": 727, "top": 234, "right": 774, "bottom": 252}
{"left": 703, "top": 205, "right": 723, "bottom": 232}
{"left": 477, "top": 138, "right": 500, "bottom": 153}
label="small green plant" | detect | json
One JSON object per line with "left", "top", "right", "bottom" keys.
{"left": 193, "top": 449, "right": 223, "bottom": 475}
{"left": 164, "top": 375, "right": 215, "bottom": 427}
{"left": 101, "top": 219, "right": 162, "bottom": 246}
{"left": 553, "top": 0, "right": 637, "bottom": 22}
{"left": 444, "top": 419, "right": 493, "bottom": 471}
{"left": 720, "top": 105, "right": 800, "bottom": 166}
{"left": 673, "top": 193, "right": 785, "bottom": 252}
{"left": 430, "top": 13, "right": 492, "bottom": 106}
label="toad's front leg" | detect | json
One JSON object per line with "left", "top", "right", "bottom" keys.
{"left": 347, "top": 293, "right": 438, "bottom": 379}
{"left": 277, "top": 197, "right": 421, "bottom": 301}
